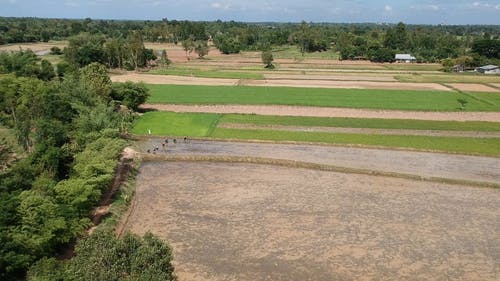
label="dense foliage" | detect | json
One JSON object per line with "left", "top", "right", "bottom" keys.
{"left": 27, "top": 231, "right": 176, "bottom": 281}
{"left": 0, "top": 54, "right": 156, "bottom": 279}
{"left": 1, "top": 17, "right": 499, "bottom": 64}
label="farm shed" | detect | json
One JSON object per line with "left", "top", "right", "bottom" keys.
{"left": 395, "top": 54, "right": 416, "bottom": 63}
{"left": 476, "top": 65, "right": 500, "bottom": 74}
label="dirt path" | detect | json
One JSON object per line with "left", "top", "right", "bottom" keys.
{"left": 139, "top": 139, "right": 500, "bottom": 185}
{"left": 126, "top": 161, "right": 500, "bottom": 281}
{"left": 142, "top": 104, "right": 500, "bottom": 122}
{"left": 110, "top": 73, "right": 450, "bottom": 91}
{"left": 446, "top": 83, "right": 500, "bottom": 93}
{"left": 218, "top": 123, "right": 500, "bottom": 138}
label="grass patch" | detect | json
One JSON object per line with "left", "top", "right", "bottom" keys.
{"left": 40, "top": 54, "right": 63, "bottom": 65}
{"left": 132, "top": 111, "right": 221, "bottom": 137}
{"left": 211, "top": 128, "right": 500, "bottom": 156}
{"left": 383, "top": 64, "right": 442, "bottom": 71}
{"left": 147, "top": 84, "right": 500, "bottom": 111}
{"left": 0, "top": 126, "right": 23, "bottom": 154}
{"left": 149, "top": 68, "right": 263, "bottom": 79}
{"left": 219, "top": 114, "right": 500, "bottom": 132}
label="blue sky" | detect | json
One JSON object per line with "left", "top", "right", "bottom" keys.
{"left": 1, "top": 0, "right": 499, "bottom": 24}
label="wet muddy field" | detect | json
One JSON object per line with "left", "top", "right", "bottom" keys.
{"left": 139, "top": 140, "right": 500, "bottom": 185}
{"left": 125, "top": 161, "right": 500, "bottom": 281}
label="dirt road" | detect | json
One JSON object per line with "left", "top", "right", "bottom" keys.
{"left": 126, "top": 161, "right": 500, "bottom": 281}
{"left": 142, "top": 104, "right": 500, "bottom": 122}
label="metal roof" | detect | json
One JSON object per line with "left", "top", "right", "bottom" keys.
{"left": 478, "top": 65, "right": 499, "bottom": 70}
{"left": 395, "top": 54, "right": 416, "bottom": 60}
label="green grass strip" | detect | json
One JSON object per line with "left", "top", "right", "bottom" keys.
{"left": 211, "top": 128, "right": 500, "bottom": 156}
{"left": 149, "top": 68, "right": 263, "bottom": 79}
{"left": 219, "top": 114, "right": 500, "bottom": 132}
{"left": 147, "top": 84, "right": 500, "bottom": 112}
{"left": 132, "top": 111, "right": 221, "bottom": 137}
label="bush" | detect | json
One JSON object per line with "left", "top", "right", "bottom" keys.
{"left": 28, "top": 231, "right": 176, "bottom": 281}
{"left": 111, "top": 81, "right": 150, "bottom": 111}
{"left": 49, "top": 47, "right": 63, "bottom": 55}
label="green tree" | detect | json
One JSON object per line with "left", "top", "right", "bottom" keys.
{"left": 64, "top": 33, "right": 106, "bottom": 67}
{"left": 261, "top": 50, "right": 274, "bottom": 68}
{"left": 384, "top": 22, "right": 409, "bottom": 51}
{"left": 194, "top": 40, "right": 209, "bottom": 59}
{"left": 111, "top": 81, "right": 150, "bottom": 111}
{"left": 29, "top": 231, "right": 176, "bottom": 281}
{"left": 214, "top": 33, "right": 242, "bottom": 54}
{"left": 160, "top": 49, "right": 171, "bottom": 67}
{"left": 181, "top": 38, "right": 195, "bottom": 59}
{"left": 127, "top": 32, "right": 147, "bottom": 69}
{"left": 471, "top": 38, "right": 500, "bottom": 59}
{"left": 79, "top": 63, "right": 112, "bottom": 102}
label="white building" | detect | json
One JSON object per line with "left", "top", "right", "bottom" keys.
{"left": 395, "top": 54, "right": 416, "bottom": 63}
{"left": 476, "top": 65, "right": 500, "bottom": 74}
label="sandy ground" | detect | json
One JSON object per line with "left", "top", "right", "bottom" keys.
{"left": 140, "top": 140, "right": 500, "bottom": 185}
{"left": 447, "top": 83, "right": 500, "bottom": 93}
{"left": 490, "top": 83, "right": 500, "bottom": 89}
{"left": 0, "top": 41, "right": 67, "bottom": 53}
{"left": 125, "top": 161, "right": 500, "bottom": 281}
{"left": 111, "top": 73, "right": 450, "bottom": 91}
{"left": 218, "top": 123, "right": 500, "bottom": 138}
{"left": 142, "top": 104, "right": 500, "bottom": 122}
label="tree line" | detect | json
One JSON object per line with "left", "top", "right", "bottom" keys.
{"left": 1, "top": 17, "right": 499, "bottom": 64}
{"left": 0, "top": 48, "right": 175, "bottom": 279}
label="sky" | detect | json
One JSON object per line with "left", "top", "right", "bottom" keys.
{"left": 1, "top": 0, "right": 500, "bottom": 24}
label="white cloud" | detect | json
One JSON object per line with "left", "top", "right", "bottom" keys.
{"left": 384, "top": 4, "right": 392, "bottom": 12}
{"left": 410, "top": 4, "right": 440, "bottom": 11}
{"left": 211, "top": 2, "right": 231, "bottom": 10}
{"left": 470, "top": 1, "right": 496, "bottom": 8}
{"left": 64, "top": 1, "right": 79, "bottom": 7}
{"left": 428, "top": 5, "right": 439, "bottom": 11}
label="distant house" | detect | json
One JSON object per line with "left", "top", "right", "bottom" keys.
{"left": 476, "top": 65, "right": 500, "bottom": 74}
{"left": 452, "top": 64, "right": 465, "bottom": 72}
{"left": 395, "top": 54, "right": 416, "bottom": 63}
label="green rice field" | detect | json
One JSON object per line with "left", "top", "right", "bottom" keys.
{"left": 146, "top": 84, "right": 500, "bottom": 111}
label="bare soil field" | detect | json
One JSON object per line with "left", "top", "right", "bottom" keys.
{"left": 125, "top": 161, "right": 500, "bottom": 281}
{"left": 140, "top": 140, "right": 500, "bottom": 185}
{"left": 0, "top": 41, "right": 67, "bottom": 53}
{"left": 142, "top": 104, "right": 500, "bottom": 122}
{"left": 111, "top": 73, "right": 450, "bottom": 91}
{"left": 143, "top": 43, "right": 223, "bottom": 63}
{"left": 447, "top": 83, "right": 500, "bottom": 93}
{"left": 111, "top": 73, "right": 238, "bottom": 86}
{"left": 219, "top": 123, "right": 500, "bottom": 138}
{"left": 262, "top": 73, "right": 397, "bottom": 82}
